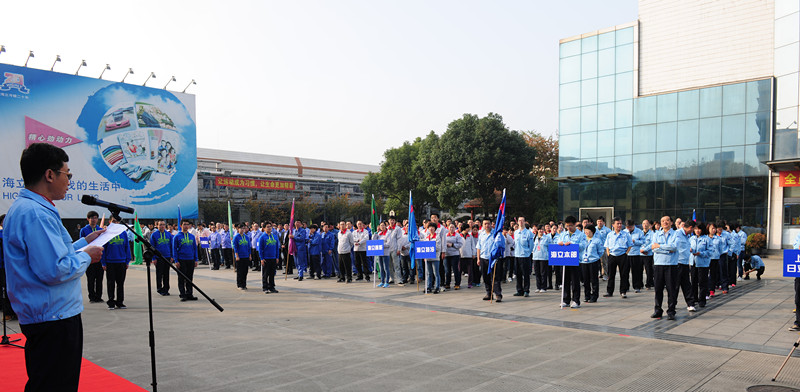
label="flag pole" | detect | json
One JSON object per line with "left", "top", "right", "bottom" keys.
{"left": 560, "top": 266, "right": 566, "bottom": 309}
{"left": 490, "top": 260, "right": 497, "bottom": 304}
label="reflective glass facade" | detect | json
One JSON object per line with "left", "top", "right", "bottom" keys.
{"left": 558, "top": 27, "right": 772, "bottom": 227}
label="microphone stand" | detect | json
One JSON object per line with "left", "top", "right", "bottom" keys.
{"left": 106, "top": 207, "right": 223, "bottom": 392}
{"left": 0, "top": 269, "right": 23, "bottom": 348}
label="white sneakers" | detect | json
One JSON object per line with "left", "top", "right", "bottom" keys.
{"left": 737, "top": 276, "right": 743, "bottom": 282}
{"left": 687, "top": 306, "right": 696, "bottom": 312}
{"left": 570, "top": 301, "right": 580, "bottom": 309}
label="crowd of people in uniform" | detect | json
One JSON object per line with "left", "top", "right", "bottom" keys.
{"left": 47, "top": 208, "right": 774, "bottom": 324}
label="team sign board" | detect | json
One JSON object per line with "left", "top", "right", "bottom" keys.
{"left": 0, "top": 63, "right": 198, "bottom": 219}
{"left": 548, "top": 244, "right": 580, "bottom": 266}
{"left": 783, "top": 250, "right": 800, "bottom": 277}
{"left": 366, "top": 240, "right": 384, "bottom": 257}
{"left": 415, "top": 241, "right": 436, "bottom": 259}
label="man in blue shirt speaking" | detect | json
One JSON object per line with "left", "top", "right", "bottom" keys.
{"left": 3, "top": 143, "right": 105, "bottom": 391}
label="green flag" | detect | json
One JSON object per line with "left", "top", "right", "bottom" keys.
{"left": 370, "top": 194, "right": 378, "bottom": 232}
{"left": 131, "top": 213, "right": 143, "bottom": 265}
{"left": 227, "top": 201, "right": 235, "bottom": 248}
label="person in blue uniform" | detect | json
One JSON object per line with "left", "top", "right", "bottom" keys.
{"left": 4, "top": 143, "right": 105, "bottom": 391}
{"left": 102, "top": 216, "right": 131, "bottom": 310}
{"left": 676, "top": 220, "right": 696, "bottom": 312}
{"left": 557, "top": 216, "right": 587, "bottom": 309}
{"left": 249, "top": 223, "right": 262, "bottom": 272}
{"left": 742, "top": 254, "right": 765, "bottom": 280}
{"left": 293, "top": 220, "right": 309, "bottom": 281}
{"left": 640, "top": 219, "right": 655, "bottom": 289}
{"left": 651, "top": 216, "right": 680, "bottom": 320}
{"left": 220, "top": 224, "right": 233, "bottom": 269}
{"left": 533, "top": 225, "right": 551, "bottom": 293}
{"left": 209, "top": 223, "right": 221, "bottom": 270}
{"left": 80, "top": 210, "right": 104, "bottom": 303}
{"left": 513, "top": 217, "right": 534, "bottom": 297}
{"left": 689, "top": 222, "right": 712, "bottom": 308}
{"left": 173, "top": 220, "right": 199, "bottom": 301}
{"left": 476, "top": 219, "right": 502, "bottom": 301}
{"left": 321, "top": 224, "right": 336, "bottom": 278}
{"left": 233, "top": 224, "right": 251, "bottom": 289}
{"left": 258, "top": 223, "right": 281, "bottom": 293}
{"left": 625, "top": 220, "right": 646, "bottom": 293}
{"left": 150, "top": 220, "right": 173, "bottom": 296}
{"left": 604, "top": 217, "right": 633, "bottom": 299}
{"left": 581, "top": 224, "right": 603, "bottom": 303}
{"left": 308, "top": 224, "right": 323, "bottom": 280}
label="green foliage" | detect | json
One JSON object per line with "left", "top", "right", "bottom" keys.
{"left": 746, "top": 232, "right": 766, "bottom": 250}
{"left": 199, "top": 199, "right": 228, "bottom": 223}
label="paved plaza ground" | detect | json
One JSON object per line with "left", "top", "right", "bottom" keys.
{"left": 7, "top": 255, "right": 800, "bottom": 391}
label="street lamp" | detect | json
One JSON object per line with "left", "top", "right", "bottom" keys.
{"left": 143, "top": 72, "right": 156, "bottom": 86}
{"left": 122, "top": 68, "right": 134, "bottom": 83}
{"left": 99, "top": 64, "right": 111, "bottom": 79}
{"left": 182, "top": 79, "right": 196, "bottom": 93}
{"left": 24, "top": 51, "right": 34, "bottom": 67}
{"left": 50, "top": 55, "right": 61, "bottom": 71}
{"left": 163, "top": 75, "right": 176, "bottom": 89}
{"left": 75, "top": 59, "right": 87, "bottom": 75}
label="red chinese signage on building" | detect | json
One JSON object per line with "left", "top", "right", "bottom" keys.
{"left": 215, "top": 176, "right": 296, "bottom": 190}
{"left": 780, "top": 171, "right": 800, "bottom": 187}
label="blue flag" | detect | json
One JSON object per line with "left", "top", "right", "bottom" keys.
{"left": 408, "top": 191, "right": 419, "bottom": 269}
{"left": 692, "top": 209, "right": 696, "bottom": 222}
{"left": 178, "top": 205, "right": 182, "bottom": 224}
{"left": 487, "top": 189, "right": 506, "bottom": 274}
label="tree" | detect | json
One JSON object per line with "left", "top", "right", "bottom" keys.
{"left": 244, "top": 199, "right": 268, "bottom": 223}
{"left": 361, "top": 133, "right": 439, "bottom": 220}
{"left": 512, "top": 130, "right": 559, "bottom": 224}
{"left": 423, "top": 113, "right": 536, "bottom": 216}
{"left": 199, "top": 199, "right": 228, "bottom": 223}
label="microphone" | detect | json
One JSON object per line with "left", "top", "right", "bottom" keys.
{"left": 81, "top": 195, "right": 135, "bottom": 215}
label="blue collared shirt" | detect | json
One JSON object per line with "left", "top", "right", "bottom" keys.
{"left": 532, "top": 234, "right": 551, "bottom": 260}
{"left": 595, "top": 225, "right": 611, "bottom": 246}
{"left": 582, "top": 236, "right": 603, "bottom": 263}
{"left": 513, "top": 228, "right": 534, "bottom": 257}
{"left": 3, "top": 189, "right": 91, "bottom": 325}
{"left": 604, "top": 230, "right": 632, "bottom": 256}
{"left": 690, "top": 235, "right": 712, "bottom": 268}
{"left": 675, "top": 229, "right": 691, "bottom": 265}
{"left": 476, "top": 230, "right": 494, "bottom": 259}
{"left": 556, "top": 229, "right": 588, "bottom": 256}
{"left": 640, "top": 229, "right": 655, "bottom": 256}
{"left": 652, "top": 228, "right": 679, "bottom": 266}
{"left": 625, "top": 227, "right": 645, "bottom": 256}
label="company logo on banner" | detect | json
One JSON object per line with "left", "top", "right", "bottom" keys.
{"left": 215, "top": 176, "right": 295, "bottom": 190}
{"left": 0, "top": 63, "right": 198, "bottom": 219}
{"left": 548, "top": 244, "right": 580, "bottom": 266}
{"left": 784, "top": 250, "right": 800, "bottom": 277}
{"left": 366, "top": 240, "right": 384, "bottom": 257}
{"left": 780, "top": 171, "right": 800, "bottom": 187}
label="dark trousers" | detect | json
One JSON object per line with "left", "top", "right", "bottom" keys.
{"left": 607, "top": 254, "right": 630, "bottom": 295}
{"left": 677, "top": 263, "right": 694, "bottom": 306}
{"left": 654, "top": 264, "right": 678, "bottom": 316}
{"left": 580, "top": 261, "right": 600, "bottom": 301}
{"left": 643, "top": 255, "right": 654, "bottom": 288}
{"left": 85, "top": 262, "right": 104, "bottom": 301}
{"left": 0, "top": 268, "right": 15, "bottom": 318}
{"left": 480, "top": 258, "right": 502, "bottom": 297}
{"left": 251, "top": 250, "right": 260, "bottom": 270}
{"left": 236, "top": 259, "right": 249, "bottom": 288}
{"left": 444, "top": 255, "right": 461, "bottom": 287}
{"left": 727, "top": 255, "right": 738, "bottom": 285}
{"left": 472, "top": 258, "right": 482, "bottom": 285}
{"left": 709, "top": 259, "right": 720, "bottom": 290}
{"left": 222, "top": 248, "right": 233, "bottom": 268}
{"left": 285, "top": 254, "right": 295, "bottom": 274}
{"left": 562, "top": 265, "right": 582, "bottom": 305}
{"left": 458, "top": 256, "right": 471, "bottom": 284}
{"left": 795, "top": 278, "right": 800, "bottom": 326}
{"left": 505, "top": 257, "right": 514, "bottom": 279}
{"left": 177, "top": 260, "right": 195, "bottom": 297}
{"left": 310, "top": 255, "right": 322, "bottom": 278}
{"left": 515, "top": 256, "right": 532, "bottom": 293}
{"left": 21, "top": 314, "right": 83, "bottom": 392}
{"left": 338, "top": 253, "right": 353, "bottom": 281}
{"left": 401, "top": 255, "right": 412, "bottom": 282}
{"left": 211, "top": 248, "right": 221, "bottom": 269}
{"left": 690, "top": 266, "right": 709, "bottom": 306}
{"left": 534, "top": 259, "right": 549, "bottom": 290}
{"left": 262, "top": 259, "right": 277, "bottom": 291}
{"left": 553, "top": 264, "right": 562, "bottom": 289}
{"left": 355, "top": 251, "right": 369, "bottom": 279}
{"left": 105, "top": 263, "right": 126, "bottom": 307}
{"left": 155, "top": 258, "right": 170, "bottom": 293}
{"left": 737, "top": 251, "right": 745, "bottom": 278}
{"left": 629, "top": 255, "right": 643, "bottom": 290}
{"left": 718, "top": 254, "right": 730, "bottom": 289}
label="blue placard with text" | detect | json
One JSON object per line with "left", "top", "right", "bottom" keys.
{"left": 199, "top": 237, "right": 210, "bottom": 249}
{"left": 366, "top": 240, "right": 384, "bottom": 257}
{"left": 784, "top": 249, "right": 800, "bottom": 277}
{"left": 548, "top": 244, "right": 580, "bottom": 266}
{"left": 415, "top": 241, "right": 436, "bottom": 259}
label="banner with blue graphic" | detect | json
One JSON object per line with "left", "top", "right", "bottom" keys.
{"left": 366, "top": 240, "right": 384, "bottom": 257}
{"left": 0, "top": 63, "right": 198, "bottom": 219}
{"left": 783, "top": 250, "right": 800, "bottom": 278}
{"left": 548, "top": 244, "right": 580, "bottom": 266}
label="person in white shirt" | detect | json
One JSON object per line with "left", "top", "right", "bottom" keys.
{"left": 336, "top": 221, "right": 354, "bottom": 283}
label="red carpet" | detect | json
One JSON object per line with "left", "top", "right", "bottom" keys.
{"left": 0, "top": 333, "right": 146, "bottom": 392}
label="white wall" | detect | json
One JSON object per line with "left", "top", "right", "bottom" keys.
{"left": 638, "top": 0, "right": 775, "bottom": 96}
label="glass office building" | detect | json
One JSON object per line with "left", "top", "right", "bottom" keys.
{"left": 556, "top": 1, "right": 800, "bottom": 248}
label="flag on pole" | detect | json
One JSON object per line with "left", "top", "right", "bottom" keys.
{"left": 178, "top": 205, "right": 182, "bottom": 225}
{"left": 370, "top": 194, "right": 379, "bottom": 232}
{"left": 287, "top": 198, "right": 296, "bottom": 255}
{"left": 692, "top": 209, "right": 696, "bottom": 222}
{"left": 227, "top": 201, "right": 235, "bottom": 249}
{"left": 487, "top": 189, "right": 507, "bottom": 273}
{"left": 408, "top": 191, "right": 419, "bottom": 269}
{"left": 131, "top": 213, "right": 143, "bottom": 265}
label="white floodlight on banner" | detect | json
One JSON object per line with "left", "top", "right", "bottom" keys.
{"left": 122, "top": 68, "right": 134, "bottom": 82}
{"left": 99, "top": 64, "right": 111, "bottom": 79}
{"left": 75, "top": 59, "right": 87, "bottom": 75}
{"left": 143, "top": 72, "right": 156, "bottom": 86}
{"left": 163, "top": 75, "right": 176, "bottom": 89}
{"left": 50, "top": 55, "right": 61, "bottom": 71}
{"left": 182, "top": 79, "right": 196, "bottom": 93}
{"left": 24, "top": 51, "right": 34, "bottom": 67}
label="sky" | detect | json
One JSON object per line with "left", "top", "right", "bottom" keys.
{"left": 0, "top": 0, "right": 638, "bottom": 166}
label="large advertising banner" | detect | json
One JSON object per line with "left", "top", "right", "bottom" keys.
{"left": 0, "top": 63, "right": 198, "bottom": 219}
